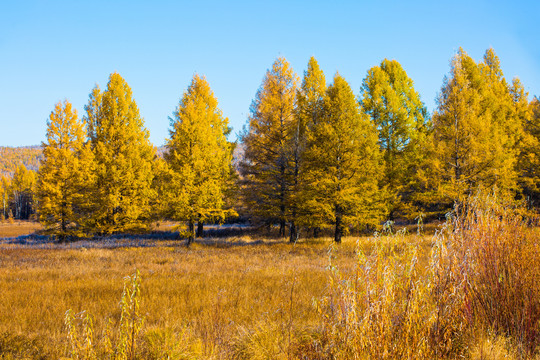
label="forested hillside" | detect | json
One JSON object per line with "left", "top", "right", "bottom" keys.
{"left": 0, "top": 146, "right": 42, "bottom": 176}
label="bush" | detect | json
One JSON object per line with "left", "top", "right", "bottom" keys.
{"left": 312, "top": 194, "right": 540, "bottom": 359}
{"left": 449, "top": 196, "right": 540, "bottom": 357}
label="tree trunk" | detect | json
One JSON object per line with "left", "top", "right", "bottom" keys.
{"left": 61, "top": 207, "right": 67, "bottom": 242}
{"left": 289, "top": 221, "right": 298, "bottom": 243}
{"left": 196, "top": 221, "right": 204, "bottom": 238}
{"left": 313, "top": 227, "right": 320, "bottom": 238}
{"left": 187, "top": 220, "right": 195, "bottom": 245}
{"left": 334, "top": 210, "right": 343, "bottom": 243}
{"left": 279, "top": 220, "right": 286, "bottom": 237}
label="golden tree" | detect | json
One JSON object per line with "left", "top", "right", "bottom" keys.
{"left": 294, "top": 56, "right": 327, "bottom": 238}
{"left": 304, "top": 73, "right": 383, "bottom": 243}
{"left": 163, "top": 74, "right": 233, "bottom": 244}
{"left": 9, "top": 164, "right": 36, "bottom": 220}
{"left": 479, "top": 48, "right": 522, "bottom": 194}
{"left": 1, "top": 176, "right": 10, "bottom": 221}
{"left": 84, "top": 73, "right": 155, "bottom": 234}
{"left": 239, "top": 57, "right": 299, "bottom": 237}
{"left": 433, "top": 48, "right": 522, "bottom": 205}
{"left": 517, "top": 95, "right": 540, "bottom": 208}
{"left": 37, "top": 100, "right": 95, "bottom": 239}
{"left": 360, "top": 59, "right": 430, "bottom": 219}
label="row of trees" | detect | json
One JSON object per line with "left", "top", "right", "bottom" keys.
{"left": 0, "top": 146, "right": 41, "bottom": 177}
{"left": 14, "top": 48, "right": 540, "bottom": 242}
{"left": 240, "top": 49, "right": 539, "bottom": 241}
{"left": 1, "top": 165, "right": 36, "bottom": 221}
{"left": 35, "top": 73, "right": 233, "bottom": 242}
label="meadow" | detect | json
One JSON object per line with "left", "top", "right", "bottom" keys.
{"left": 0, "top": 227, "right": 357, "bottom": 359}
{"left": 0, "top": 200, "right": 539, "bottom": 359}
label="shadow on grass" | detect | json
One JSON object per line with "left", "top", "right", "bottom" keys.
{"left": 0, "top": 224, "right": 348, "bottom": 249}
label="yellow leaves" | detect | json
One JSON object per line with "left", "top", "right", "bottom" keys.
{"left": 37, "top": 100, "right": 91, "bottom": 237}
{"left": 304, "top": 73, "right": 384, "bottom": 236}
{"left": 432, "top": 48, "right": 524, "bottom": 205}
{"left": 240, "top": 57, "right": 300, "bottom": 228}
{"left": 83, "top": 72, "right": 155, "bottom": 234}
{"left": 163, "top": 74, "right": 233, "bottom": 229}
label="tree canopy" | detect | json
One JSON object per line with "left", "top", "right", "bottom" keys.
{"left": 84, "top": 72, "right": 155, "bottom": 234}
{"left": 360, "top": 59, "right": 430, "bottom": 219}
{"left": 37, "top": 100, "right": 94, "bottom": 239}
{"left": 162, "top": 74, "right": 234, "bottom": 243}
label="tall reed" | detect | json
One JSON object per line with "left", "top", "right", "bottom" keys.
{"left": 312, "top": 194, "right": 539, "bottom": 359}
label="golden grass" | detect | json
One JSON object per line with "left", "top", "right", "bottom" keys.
{"left": 0, "top": 202, "right": 538, "bottom": 359}
{"left": 0, "top": 235, "right": 367, "bottom": 359}
{"left": 0, "top": 220, "right": 42, "bottom": 237}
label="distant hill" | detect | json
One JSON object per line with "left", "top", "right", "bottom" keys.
{"left": 0, "top": 144, "right": 239, "bottom": 177}
{"left": 0, "top": 146, "right": 42, "bottom": 177}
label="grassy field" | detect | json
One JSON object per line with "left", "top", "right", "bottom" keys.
{"left": 0, "top": 221, "right": 42, "bottom": 238}
{"left": 0, "top": 206, "right": 539, "bottom": 359}
{"left": 0, "top": 223, "right": 364, "bottom": 359}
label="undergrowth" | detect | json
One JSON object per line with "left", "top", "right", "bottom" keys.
{"left": 311, "top": 195, "right": 539, "bottom": 359}
{"left": 0, "top": 195, "right": 538, "bottom": 359}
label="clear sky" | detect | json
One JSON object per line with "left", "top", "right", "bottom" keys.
{"left": 1, "top": 0, "right": 539, "bottom": 146}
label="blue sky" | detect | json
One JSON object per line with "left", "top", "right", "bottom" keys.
{"left": 1, "top": 0, "right": 539, "bottom": 146}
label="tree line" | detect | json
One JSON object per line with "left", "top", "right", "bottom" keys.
{"left": 0, "top": 146, "right": 41, "bottom": 177}
{"left": 2, "top": 48, "right": 539, "bottom": 242}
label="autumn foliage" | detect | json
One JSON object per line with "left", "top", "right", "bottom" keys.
{"left": 0, "top": 47, "right": 537, "bottom": 242}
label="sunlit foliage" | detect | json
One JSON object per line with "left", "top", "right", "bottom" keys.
{"left": 303, "top": 73, "right": 384, "bottom": 242}
{"left": 84, "top": 73, "right": 156, "bottom": 234}
{"left": 360, "top": 59, "right": 430, "bottom": 219}
{"left": 161, "top": 75, "right": 234, "bottom": 244}
{"left": 37, "top": 100, "right": 95, "bottom": 239}
{"left": 239, "top": 57, "right": 299, "bottom": 237}
{"left": 432, "top": 48, "right": 523, "bottom": 205}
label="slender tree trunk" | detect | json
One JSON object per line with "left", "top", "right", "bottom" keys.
{"left": 61, "top": 205, "right": 67, "bottom": 242}
{"left": 279, "top": 156, "right": 287, "bottom": 238}
{"left": 289, "top": 220, "right": 298, "bottom": 243}
{"left": 187, "top": 220, "right": 195, "bottom": 245}
{"left": 313, "top": 227, "right": 320, "bottom": 238}
{"left": 196, "top": 220, "right": 204, "bottom": 238}
{"left": 290, "top": 123, "right": 301, "bottom": 244}
{"left": 334, "top": 208, "right": 343, "bottom": 243}
{"left": 279, "top": 219, "right": 286, "bottom": 237}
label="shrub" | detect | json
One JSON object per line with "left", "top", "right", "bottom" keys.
{"left": 313, "top": 193, "right": 540, "bottom": 359}
{"left": 447, "top": 196, "right": 540, "bottom": 357}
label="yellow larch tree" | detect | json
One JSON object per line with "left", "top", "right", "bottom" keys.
{"left": 360, "top": 59, "right": 430, "bottom": 220}
{"left": 303, "top": 73, "right": 383, "bottom": 243}
{"left": 517, "top": 95, "right": 540, "bottom": 208}
{"left": 295, "top": 56, "right": 327, "bottom": 238}
{"left": 84, "top": 73, "right": 155, "bottom": 234}
{"left": 9, "top": 164, "right": 36, "bottom": 220}
{"left": 1, "top": 176, "right": 10, "bottom": 221}
{"left": 239, "top": 57, "right": 299, "bottom": 237}
{"left": 37, "top": 100, "right": 95, "bottom": 239}
{"left": 163, "top": 74, "right": 233, "bottom": 244}
{"left": 433, "top": 48, "right": 523, "bottom": 206}
{"left": 478, "top": 48, "right": 522, "bottom": 196}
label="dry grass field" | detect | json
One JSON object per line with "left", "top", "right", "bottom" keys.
{"left": 0, "top": 203, "right": 539, "bottom": 360}
{"left": 0, "top": 221, "right": 42, "bottom": 238}
{"left": 0, "top": 232, "right": 364, "bottom": 359}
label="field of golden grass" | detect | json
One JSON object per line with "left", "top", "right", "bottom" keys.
{"left": 0, "top": 233, "right": 368, "bottom": 359}
{"left": 0, "top": 205, "right": 538, "bottom": 359}
{"left": 0, "top": 220, "right": 42, "bottom": 238}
